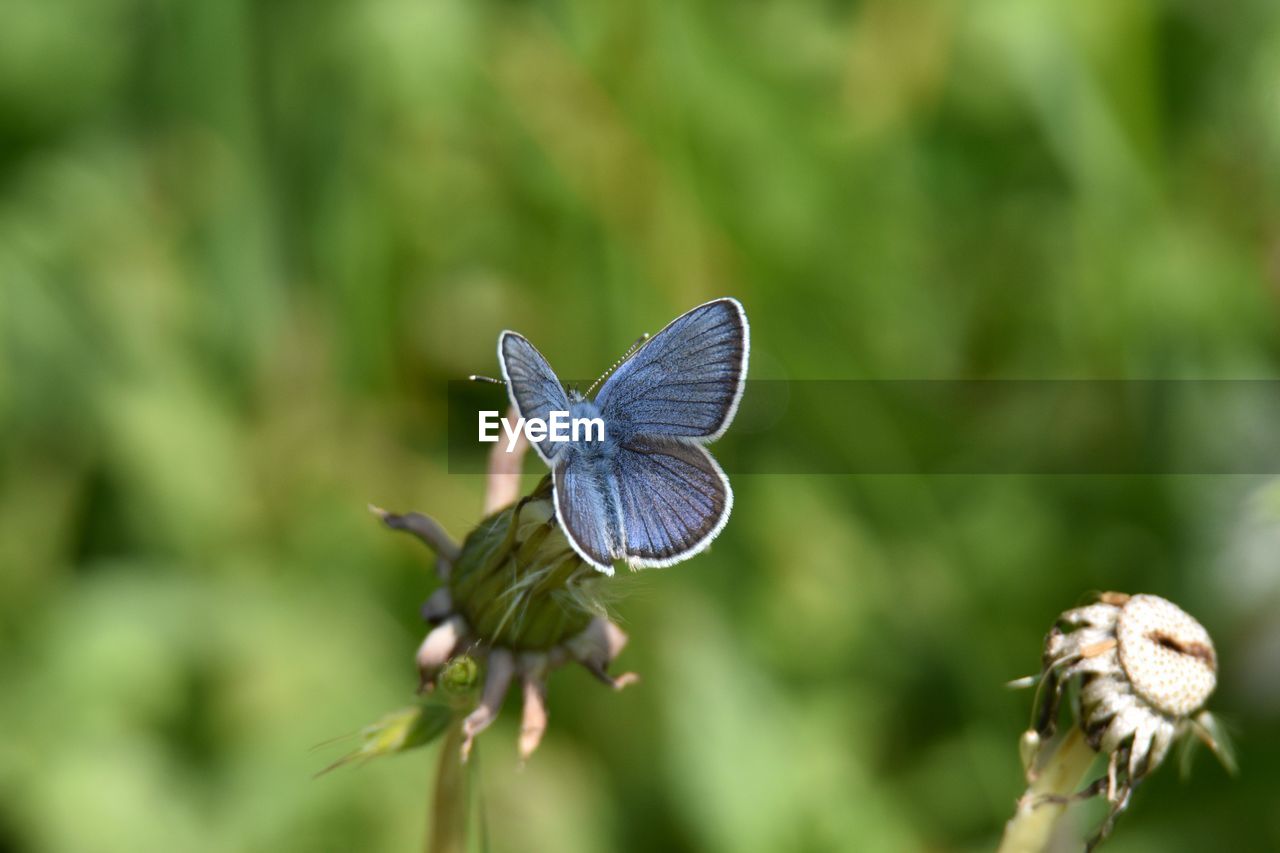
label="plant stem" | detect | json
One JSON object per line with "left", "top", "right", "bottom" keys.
{"left": 427, "top": 723, "right": 471, "bottom": 853}
{"left": 998, "top": 727, "right": 1098, "bottom": 853}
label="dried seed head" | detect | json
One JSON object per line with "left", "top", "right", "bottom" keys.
{"left": 1115, "top": 594, "right": 1217, "bottom": 718}
{"left": 1016, "top": 591, "right": 1232, "bottom": 850}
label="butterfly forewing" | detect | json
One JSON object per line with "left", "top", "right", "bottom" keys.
{"left": 498, "top": 331, "right": 571, "bottom": 463}
{"left": 594, "top": 298, "right": 748, "bottom": 442}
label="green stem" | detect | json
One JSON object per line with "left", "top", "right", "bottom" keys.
{"left": 427, "top": 723, "right": 471, "bottom": 853}
{"left": 998, "top": 727, "right": 1099, "bottom": 853}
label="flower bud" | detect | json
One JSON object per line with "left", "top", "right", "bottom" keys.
{"left": 369, "top": 473, "right": 636, "bottom": 761}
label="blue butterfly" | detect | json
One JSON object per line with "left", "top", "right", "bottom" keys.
{"left": 498, "top": 298, "right": 749, "bottom": 574}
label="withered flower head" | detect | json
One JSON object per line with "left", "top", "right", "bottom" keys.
{"left": 1014, "top": 592, "right": 1234, "bottom": 850}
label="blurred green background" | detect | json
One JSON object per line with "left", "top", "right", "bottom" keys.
{"left": 3, "top": 0, "right": 1280, "bottom": 851}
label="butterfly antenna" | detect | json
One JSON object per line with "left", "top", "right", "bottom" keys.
{"left": 586, "top": 333, "right": 650, "bottom": 397}
{"left": 469, "top": 374, "right": 506, "bottom": 386}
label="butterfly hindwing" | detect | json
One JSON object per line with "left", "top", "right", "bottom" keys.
{"left": 553, "top": 457, "right": 622, "bottom": 574}
{"left": 612, "top": 436, "right": 731, "bottom": 568}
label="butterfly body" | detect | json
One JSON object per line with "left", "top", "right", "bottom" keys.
{"left": 498, "top": 298, "right": 748, "bottom": 574}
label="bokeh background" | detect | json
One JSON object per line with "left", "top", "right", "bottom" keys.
{"left": 3, "top": 0, "right": 1280, "bottom": 851}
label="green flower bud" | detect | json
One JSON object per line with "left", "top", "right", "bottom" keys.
{"left": 439, "top": 654, "right": 479, "bottom": 696}
{"left": 355, "top": 471, "right": 635, "bottom": 764}
{"left": 449, "top": 475, "right": 600, "bottom": 651}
